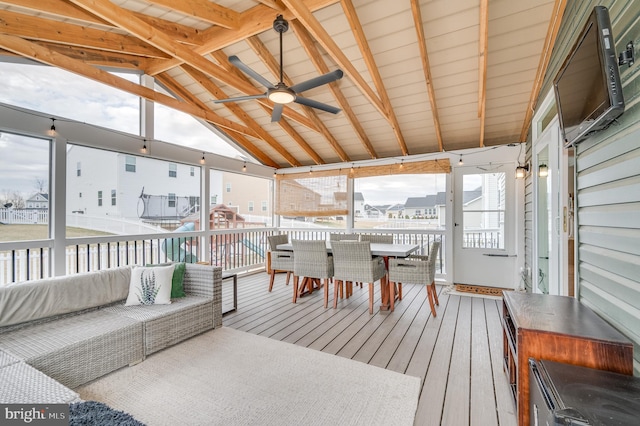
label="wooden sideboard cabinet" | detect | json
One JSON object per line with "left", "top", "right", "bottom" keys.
{"left": 502, "top": 291, "right": 633, "bottom": 426}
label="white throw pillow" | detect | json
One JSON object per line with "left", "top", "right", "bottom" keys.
{"left": 125, "top": 265, "right": 175, "bottom": 306}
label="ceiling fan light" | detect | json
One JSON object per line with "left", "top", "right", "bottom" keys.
{"left": 268, "top": 88, "right": 295, "bottom": 104}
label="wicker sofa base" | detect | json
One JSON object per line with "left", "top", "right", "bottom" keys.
{"left": 103, "top": 296, "right": 214, "bottom": 356}
{"left": 0, "top": 264, "right": 222, "bottom": 403}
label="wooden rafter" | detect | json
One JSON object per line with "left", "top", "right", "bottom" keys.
{"left": 410, "top": 0, "right": 444, "bottom": 153}
{"left": 67, "top": 0, "right": 317, "bottom": 131}
{"left": 291, "top": 20, "right": 377, "bottom": 159}
{"left": 277, "top": 0, "right": 388, "bottom": 120}
{"left": 478, "top": 0, "right": 489, "bottom": 147}
{"left": 182, "top": 64, "right": 302, "bottom": 167}
{"left": 245, "top": 35, "right": 350, "bottom": 163}
{"left": 211, "top": 49, "right": 325, "bottom": 166}
{"left": 0, "top": 9, "right": 169, "bottom": 59}
{"left": 520, "top": 0, "right": 567, "bottom": 141}
{"left": 144, "top": 0, "right": 340, "bottom": 75}
{"left": 155, "top": 72, "right": 280, "bottom": 168}
{"left": 340, "top": 0, "right": 408, "bottom": 156}
{"left": 253, "top": 0, "right": 287, "bottom": 11}
{"left": 145, "top": 0, "right": 240, "bottom": 29}
{"left": 43, "top": 42, "right": 154, "bottom": 70}
{"left": 0, "top": 33, "right": 256, "bottom": 137}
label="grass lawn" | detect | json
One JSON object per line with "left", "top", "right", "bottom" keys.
{"left": 0, "top": 224, "right": 112, "bottom": 242}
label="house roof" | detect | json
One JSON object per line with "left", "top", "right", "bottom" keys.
{"left": 0, "top": 0, "right": 563, "bottom": 169}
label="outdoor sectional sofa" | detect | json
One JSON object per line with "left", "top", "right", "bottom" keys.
{"left": 0, "top": 263, "right": 222, "bottom": 403}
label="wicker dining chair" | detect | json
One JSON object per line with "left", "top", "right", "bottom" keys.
{"left": 388, "top": 240, "right": 441, "bottom": 316}
{"left": 330, "top": 241, "right": 387, "bottom": 314}
{"left": 360, "top": 234, "right": 394, "bottom": 244}
{"left": 329, "top": 233, "right": 360, "bottom": 241}
{"left": 291, "top": 240, "right": 334, "bottom": 307}
{"left": 267, "top": 234, "right": 294, "bottom": 292}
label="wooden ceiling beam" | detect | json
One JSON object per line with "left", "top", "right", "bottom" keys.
{"left": 410, "top": 0, "right": 444, "bottom": 153}
{"left": 281, "top": 0, "right": 387, "bottom": 123}
{"left": 253, "top": 0, "right": 287, "bottom": 11}
{"left": 245, "top": 35, "right": 350, "bottom": 163}
{"left": 182, "top": 64, "right": 302, "bottom": 167}
{"left": 478, "top": 0, "right": 489, "bottom": 147}
{"left": 520, "top": 0, "right": 567, "bottom": 142}
{"left": 0, "top": 0, "right": 210, "bottom": 47}
{"left": 42, "top": 42, "right": 154, "bottom": 70}
{"left": 290, "top": 20, "right": 377, "bottom": 159}
{"left": 67, "top": 0, "right": 316, "bottom": 131}
{"left": 155, "top": 72, "right": 280, "bottom": 168}
{"left": 340, "top": 0, "right": 408, "bottom": 156}
{"left": 211, "top": 49, "right": 324, "bottom": 166}
{"left": 145, "top": 0, "right": 240, "bottom": 30}
{"left": 0, "top": 32, "right": 256, "bottom": 137}
{"left": 0, "top": 0, "right": 109, "bottom": 26}
{"left": 144, "top": 0, "right": 340, "bottom": 76}
{"left": 0, "top": 9, "right": 169, "bottom": 59}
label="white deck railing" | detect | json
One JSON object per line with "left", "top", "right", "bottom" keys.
{"left": 0, "top": 228, "right": 455, "bottom": 286}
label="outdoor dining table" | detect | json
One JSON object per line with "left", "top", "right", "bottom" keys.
{"left": 276, "top": 241, "right": 419, "bottom": 310}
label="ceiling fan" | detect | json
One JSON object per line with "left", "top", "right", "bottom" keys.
{"left": 213, "top": 15, "right": 344, "bottom": 122}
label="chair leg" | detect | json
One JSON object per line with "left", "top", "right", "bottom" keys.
{"left": 426, "top": 284, "right": 436, "bottom": 317}
{"left": 269, "top": 270, "right": 276, "bottom": 292}
{"left": 285, "top": 271, "right": 291, "bottom": 286}
{"left": 389, "top": 280, "right": 396, "bottom": 312}
{"left": 431, "top": 280, "right": 439, "bottom": 306}
{"left": 368, "top": 282, "right": 374, "bottom": 314}
{"left": 323, "top": 278, "right": 329, "bottom": 308}
{"left": 398, "top": 282, "right": 403, "bottom": 300}
{"left": 293, "top": 275, "right": 299, "bottom": 303}
{"left": 333, "top": 280, "right": 341, "bottom": 308}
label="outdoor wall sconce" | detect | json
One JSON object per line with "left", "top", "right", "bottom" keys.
{"left": 515, "top": 163, "right": 530, "bottom": 179}
{"left": 538, "top": 163, "right": 549, "bottom": 177}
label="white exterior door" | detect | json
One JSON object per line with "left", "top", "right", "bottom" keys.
{"left": 453, "top": 164, "right": 518, "bottom": 289}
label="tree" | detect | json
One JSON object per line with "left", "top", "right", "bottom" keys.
{"left": 34, "top": 177, "right": 48, "bottom": 194}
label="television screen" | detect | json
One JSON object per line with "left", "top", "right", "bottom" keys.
{"left": 553, "top": 6, "right": 624, "bottom": 147}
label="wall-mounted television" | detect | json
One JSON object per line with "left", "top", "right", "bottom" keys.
{"left": 553, "top": 6, "right": 625, "bottom": 148}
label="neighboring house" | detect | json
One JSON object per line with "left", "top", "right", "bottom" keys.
{"left": 354, "top": 192, "right": 365, "bottom": 217}
{"left": 66, "top": 145, "right": 200, "bottom": 221}
{"left": 219, "top": 171, "right": 271, "bottom": 219}
{"left": 331, "top": 191, "right": 365, "bottom": 218}
{"left": 277, "top": 179, "right": 321, "bottom": 216}
{"left": 25, "top": 193, "right": 48, "bottom": 209}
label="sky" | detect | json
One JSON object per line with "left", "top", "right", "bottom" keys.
{"left": 0, "top": 62, "right": 243, "bottom": 199}
{"left": 0, "top": 61, "right": 481, "bottom": 204}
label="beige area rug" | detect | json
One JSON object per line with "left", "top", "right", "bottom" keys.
{"left": 76, "top": 327, "right": 420, "bottom": 426}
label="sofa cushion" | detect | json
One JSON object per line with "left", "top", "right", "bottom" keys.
{"left": 0, "top": 310, "right": 143, "bottom": 389}
{"left": 0, "top": 362, "right": 79, "bottom": 404}
{"left": 146, "top": 262, "right": 187, "bottom": 298}
{"left": 0, "top": 267, "right": 131, "bottom": 327}
{"left": 125, "top": 265, "right": 174, "bottom": 306}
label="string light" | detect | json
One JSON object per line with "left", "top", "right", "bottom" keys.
{"left": 273, "top": 169, "right": 277, "bottom": 178}
{"left": 242, "top": 162, "right": 247, "bottom": 172}
{"left": 200, "top": 152, "right": 205, "bottom": 164}
{"left": 458, "top": 155, "right": 463, "bottom": 166}
{"left": 140, "top": 139, "right": 148, "bottom": 154}
{"left": 48, "top": 118, "right": 56, "bottom": 136}
{"left": 309, "top": 167, "right": 313, "bottom": 175}
{"left": 399, "top": 159, "right": 404, "bottom": 169}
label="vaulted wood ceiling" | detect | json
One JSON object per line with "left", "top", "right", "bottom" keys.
{"left": 0, "top": 0, "right": 565, "bottom": 168}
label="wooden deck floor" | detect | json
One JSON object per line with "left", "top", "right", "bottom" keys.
{"left": 222, "top": 272, "right": 517, "bottom": 426}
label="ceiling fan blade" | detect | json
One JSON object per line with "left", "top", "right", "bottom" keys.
{"left": 213, "top": 93, "right": 267, "bottom": 103}
{"left": 229, "top": 55, "right": 275, "bottom": 89}
{"left": 294, "top": 96, "right": 341, "bottom": 114}
{"left": 290, "top": 69, "right": 343, "bottom": 94}
{"left": 271, "top": 104, "right": 284, "bottom": 122}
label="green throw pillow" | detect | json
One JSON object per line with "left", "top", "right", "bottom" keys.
{"left": 145, "top": 262, "right": 187, "bottom": 298}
